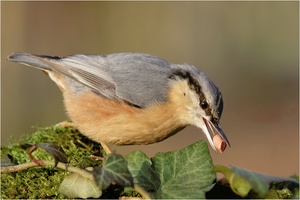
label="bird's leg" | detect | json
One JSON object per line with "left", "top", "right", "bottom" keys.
{"left": 89, "top": 142, "right": 111, "bottom": 161}
{"left": 100, "top": 142, "right": 112, "bottom": 155}
{"left": 55, "top": 121, "right": 112, "bottom": 155}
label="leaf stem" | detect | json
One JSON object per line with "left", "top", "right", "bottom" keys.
{"left": 134, "top": 184, "right": 152, "bottom": 199}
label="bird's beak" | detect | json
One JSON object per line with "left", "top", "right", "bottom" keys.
{"left": 202, "top": 118, "right": 231, "bottom": 153}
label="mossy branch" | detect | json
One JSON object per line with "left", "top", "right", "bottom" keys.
{"left": 0, "top": 160, "right": 94, "bottom": 180}
{"left": 1, "top": 160, "right": 151, "bottom": 199}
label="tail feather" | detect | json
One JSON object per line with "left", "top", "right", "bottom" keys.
{"left": 7, "top": 53, "right": 56, "bottom": 71}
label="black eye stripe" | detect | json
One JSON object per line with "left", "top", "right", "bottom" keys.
{"left": 169, "top": 69, "right": 213, "bottom": 116}
{"left": 169, "top": 69, "right": 202, "bottom": 95}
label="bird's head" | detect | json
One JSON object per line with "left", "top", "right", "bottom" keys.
{"left": 169, "top": 65, "right": 231, "bottom": 153}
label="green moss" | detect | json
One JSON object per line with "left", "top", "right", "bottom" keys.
{"left": 1, "top": 168, "right": 68, "bottom": 199}
{"left": 1, "top": 124, "right": 103, "bottom": 199}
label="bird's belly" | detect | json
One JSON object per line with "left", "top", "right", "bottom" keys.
{"left": 63, "top": 91, "right": 184, "bottom": 145}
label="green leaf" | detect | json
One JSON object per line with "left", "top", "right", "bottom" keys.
{"left": 19, "top": 141, "right": 34, "bottom": 150}
{"left": 152, "top": 140, "right": 215, "bottom": 198}
{"left": 0, "top": 154, "right": 15, "bottom": 167}
{"left": 37, "top": 142, "right": 68, "bottom": 164}
{"left": 93, "top": 153, "right": 134, "bottom": 190}
{"left": 59, "top": 173, "right": 102, "bottom": 198}
{"left": 126, "top": 140, "right": 215, "bottom": 199}
{"left": 214, "top": 165, "right": 300, "bottom": 198}
{"left": 232, "top": 165, "right": 299, "bottom": 198}
{"left": 231, "top": 165, "right": 270, "bottom": 197}
{"left": 213, "top": 165, "right": 252, "bottom": 197}
{"left": 19, "top": 141, "right": 68, "bottom": 164}
{"left": 126, "top": 150, "right": 160, "bottom": 191}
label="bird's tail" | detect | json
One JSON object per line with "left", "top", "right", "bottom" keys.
{"left": 7, "top": 52, "right": 60, "bottom": 71}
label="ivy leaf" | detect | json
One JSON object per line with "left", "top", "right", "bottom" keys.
{"left": 37, "top": 142, "right": 68, "bottom": 164}
{"left": 0, "top": 154, "right": 15, "bottom": 167}
{"left": 19, "top": 141, "right": 68, "bottom": 164}
{"left": 213, "top": 165, "right": 252, "bottom": 197}
{"left": 93, "top": 153, "right": 134, "bottom": 190}
{"left": 19, "top": 141, "right": 34, "bottom": 150}
{"left": 126, "top": 140, "right": 215, "bottom": 199}
{"left": 232, "top": 166, "right": 299, "bottom": 198}
{"left": 59, "top": 173, "right": 102, "bottom": 198}
{"left": 152, "top": 140, "right": 215, "bottom": 198}
{"left": 214, "top": 165, "right": 300, "bottom": 198}
{"left": 126, "top": 150, "right": 160, "bottom": 191}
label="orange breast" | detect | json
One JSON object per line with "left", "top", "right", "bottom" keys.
{"left": 62, "top": 90, "right": 185, "bottom": 145}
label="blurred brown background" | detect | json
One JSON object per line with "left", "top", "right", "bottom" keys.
{"left": 2, "top": 2, "right": 299, "bottom": 177}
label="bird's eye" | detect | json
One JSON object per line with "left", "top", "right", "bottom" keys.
{"left": 200, "top": 100, "right": 209, "bottom": 109}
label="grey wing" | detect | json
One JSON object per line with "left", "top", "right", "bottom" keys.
{"left": 105, "top": 53, "right": 173, "bottom": 107}
{"left": 50, "top": 53, "right": 173, "bottom": 107}
{"left": 8, "top": 53, "right": 117, "bottom": 99}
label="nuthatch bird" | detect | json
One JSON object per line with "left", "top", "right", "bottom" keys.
{"left": 8, "top": 52, "right": 230, "bottom": 153}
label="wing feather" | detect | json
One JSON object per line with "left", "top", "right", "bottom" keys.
{"left": 42, "top": 53, "right": 173, "bottom": 107}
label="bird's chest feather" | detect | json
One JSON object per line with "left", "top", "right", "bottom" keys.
{"left": 63, "top": 90, "right": 185, "bottom": 145}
